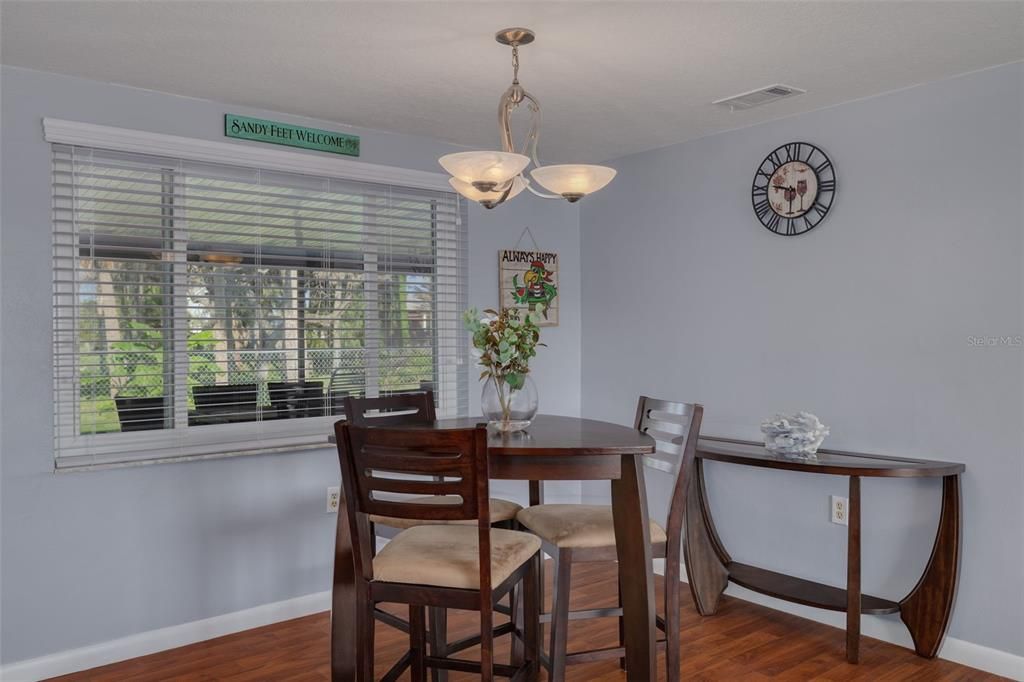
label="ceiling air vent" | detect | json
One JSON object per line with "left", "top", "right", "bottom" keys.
{"left": 713, "top": 84, "right": 806, "bottom": 111}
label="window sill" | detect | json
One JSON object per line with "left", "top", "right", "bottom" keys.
{"left": 53, "top": 437, "right": 333, "bottom": 473}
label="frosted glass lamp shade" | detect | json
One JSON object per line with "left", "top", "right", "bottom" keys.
{"left": 530, "top": 164, "right": 617, "bottom": 201}
{"left": 449, "top": 176, "right": 526, "bottom": 208}
{"left": 439, "top": 151, "right": 530, "bottom": 190}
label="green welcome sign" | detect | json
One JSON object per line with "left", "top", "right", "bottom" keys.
{"left": 224, "top": 114, "right": 360, "bottom": 157}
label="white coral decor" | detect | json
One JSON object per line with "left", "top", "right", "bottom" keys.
{"left": 760, "top": 412, "right": 830, "bottom": 457}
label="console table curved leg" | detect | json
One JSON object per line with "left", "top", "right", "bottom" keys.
{"left": 899, "top": 474, "right": 962, "bottom": 658}
{"left": 682, "top": 458, "right": 729, "bottom": 615}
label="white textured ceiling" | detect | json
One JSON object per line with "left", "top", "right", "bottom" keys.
{"left": 2, "top": 1, "right": 1022, "bottom": 162}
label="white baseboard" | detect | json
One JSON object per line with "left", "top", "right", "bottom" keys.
{"left": 0, "top": 590, "right": 331, "bottom": 682}
{"left": 653, "top": 559, "right": 1024, "bottom": 681}
{"left": 4, "top": 565, "right": 1020, "bottom": 681}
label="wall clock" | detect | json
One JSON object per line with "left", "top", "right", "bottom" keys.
{"left": 751, "top": 142, "right": 836, "bottom": 236}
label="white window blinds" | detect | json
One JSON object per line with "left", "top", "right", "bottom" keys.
{"left": 53, "top": 143, "right": 468, "bottom": 468}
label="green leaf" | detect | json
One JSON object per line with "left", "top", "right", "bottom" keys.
{"left": 466, "top": 305, "right": 545, "bottom": 378}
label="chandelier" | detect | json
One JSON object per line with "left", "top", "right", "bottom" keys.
{"left": 439, "top": 28, "right": 617, "bottom": 209}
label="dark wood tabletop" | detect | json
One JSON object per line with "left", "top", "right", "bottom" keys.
{"left": 329, "top": 414, "right": 656, "bottom": 457}
{"left": 697, "top": 436, "right": 965, "bottom": 478}
{"left": 433, "top": 415, "right": 656, "bottom": 456}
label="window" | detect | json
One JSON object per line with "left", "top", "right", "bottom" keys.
{"left": 53, "top": 143, "right": 468, "bottom": 468}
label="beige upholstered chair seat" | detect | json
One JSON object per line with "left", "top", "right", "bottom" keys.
{"left": 516, "top": 504, "right": 667, "bottom": 549}
{"left": 369, "top": 496, "right": 522, "bottom": 530}
{"left": 373, "top": 525, "right": 541, "bottom": 590}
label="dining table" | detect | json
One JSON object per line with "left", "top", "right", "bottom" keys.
{"left": 327, "top": 414, "right": 658, "bottom": 682}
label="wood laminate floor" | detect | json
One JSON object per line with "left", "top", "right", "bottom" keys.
{"left": 49, "top": 562, "right": 1001, "bottom": 681}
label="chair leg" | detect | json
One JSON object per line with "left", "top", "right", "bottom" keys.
{"left": 480, "top": 601, "right": 495, "bottom": 682}
{"left": 548, "top": 548, "right": 572, "bottom": 682}
{"left": 617, "top": 572, "right": 627, "bottom": 670}
{"left": 538, "top": 550, "right": 547, "bottom": 649}
{"left": 524, "top": 553, "right": 541, "bottom": 677}
{"left": 410, "top": 605, "right": 427, "bottom": 682}
{"left": 369, "top": 522, "right": 378, "bottom": 558}
{"left": 428, "top": 607, "right": 448, "bottom": 682}
{"left": 510, "top": 582, "right": 524, "bottom": 667}
{"left": 358, "top": 591, "right": 375, "bottom": 682}
{"left": 664, "top": 553, "right": 682, "bottom": 682}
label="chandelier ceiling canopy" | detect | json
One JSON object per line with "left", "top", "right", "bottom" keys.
{"left": 439, "top": 28, "right": 616, "bottom": 209}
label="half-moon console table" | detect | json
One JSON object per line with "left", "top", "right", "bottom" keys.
{"left": 683, "top": 436, "right": 965, "bottom": 664}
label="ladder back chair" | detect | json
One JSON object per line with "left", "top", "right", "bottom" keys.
{"left": 514, "top": 396, "right": 703, "bottom": 682}
{"left": 343, "top": 392, "right": 523, "bottom": 681}
{"left": 334, "top": 422, "right": 541, "bottom": 682}
{"left": 344, "top": 392, "right": 522, "bottom": 536}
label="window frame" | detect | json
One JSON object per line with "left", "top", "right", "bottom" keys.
{"left": 47, "top": 119, "right": 467, "bottom": 470}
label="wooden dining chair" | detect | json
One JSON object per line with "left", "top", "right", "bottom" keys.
{"left": 343, "top": 391, "right": 523, "bottom": 681}
{"left": 344, "top": 392, "right": 523, "bottom": 537}
{"left": 334, "top": 422, "right": 542, "bottom": 682}
{"left": 514, "top": 396, "right": 703, "bottom": 682}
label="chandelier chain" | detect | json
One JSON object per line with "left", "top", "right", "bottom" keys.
{"left": 511, "top": 45, "right": 520, "bottom": 84}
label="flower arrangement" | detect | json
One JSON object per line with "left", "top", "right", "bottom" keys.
{"left": 463, "top": 306, "right": 544, "bottom": 430}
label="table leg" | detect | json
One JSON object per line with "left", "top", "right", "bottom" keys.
{"left": 846, "top": 475, "right": 861, "bottom": 664}
{"left": 611, "top": 453, "right": 657, "bottom": 681}
{"left": 528, "top": 480, "right": 544, "bottom": 506}
{"left": 527, "top": 478, "right": 544, "bottom": 652}
{"left": 331, "top": 492, "right": 359, "bottom": 682}
{"left": 899, "top": 474, "right": 962, "bottom": 658}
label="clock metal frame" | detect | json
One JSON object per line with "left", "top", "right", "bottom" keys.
{"left": 752, "top": 142, "right": 837, "bottom": 236}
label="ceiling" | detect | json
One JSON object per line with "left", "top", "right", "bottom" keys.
{"left": 2, "top": 1, "right": 1022, "bottom": 162}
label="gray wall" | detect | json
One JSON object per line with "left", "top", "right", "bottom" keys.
{"left": 3, "top": 59, "right": 1020, "bottom": 665}
{"left": 580, "top": 62, "right": 1024, "bottom": 655}
{"left": 0, "top": 66, "right": 580, "bottom": 663}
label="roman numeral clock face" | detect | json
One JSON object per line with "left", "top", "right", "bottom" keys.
{"left": 752, "top": 142, "right": 836, "bottom": 236}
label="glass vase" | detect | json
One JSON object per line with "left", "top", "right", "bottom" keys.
{"left": 481, "top": 375, "right": 538, "bottom": 432}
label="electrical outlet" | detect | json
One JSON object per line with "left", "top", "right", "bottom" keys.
{"left": 831, "top": 495, "right": 849, "bottom": 526}
{"left": 327, "top": 486, "right": 340, "bottom": 513}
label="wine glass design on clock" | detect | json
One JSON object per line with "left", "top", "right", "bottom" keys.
{"left": 752, "top": 142, "right": 836, "bottom": 236}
